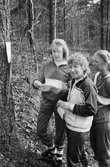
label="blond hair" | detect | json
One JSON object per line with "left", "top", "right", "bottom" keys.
{"left": 51, "top": 38, "right": 69, "bottom": 60}
{"left": 68, "top": 52, "right": 90, "bottom": 74}
{"left": 94, "top": 50, "right": 110, "bottom": 64}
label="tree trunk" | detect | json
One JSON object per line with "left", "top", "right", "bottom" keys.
{"left": 54, "top": 0, "right": 57, "bottom": 39}
{"left": 63, "top": 0, "right": 66, "bottom": 39}
{"left": 106, "top": 0, "right": 109, "bottom": 50}
{"left": 49, "top": 0, "right": 54, "bottom": 43}
{"left": 100, "top": 0, "right": 104, "bottom": 49}
{"left": 0, "top": 44, "right": 19, "bottom": 157}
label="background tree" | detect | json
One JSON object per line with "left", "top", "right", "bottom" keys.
{"left": 100, "top": 0, "right": 104, "bottom": 49}
{"left": 100, "top": 0, "right": 110, "bottom": 50}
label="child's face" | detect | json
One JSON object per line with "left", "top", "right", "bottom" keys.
{"left": 52, "top": 44, "right": 64, "bottom": 62}
{"left": 92, "top": 55, "right": 106, "bottom": 72}
{"left": 70, "top": 64, "right": 84, "bottom": 80}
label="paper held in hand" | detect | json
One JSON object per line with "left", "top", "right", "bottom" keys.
{"left": 45, "top": 78, "right": 66, "bottom": 89}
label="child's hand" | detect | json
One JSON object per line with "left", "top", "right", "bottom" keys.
{"left": 40, "top": 84, "right": 51, "bottom": 92}
{"left": 57, "top": 100, "right": 74, "bottom": 111}
{"left": 57, "top": 100, "right": 65, "bottom": 108}
{"left": 57, "top": 100, "right": 69, "bottom": 110}
{"left": 63, "top": 102, "right": 72, "bottom": 110}
{"left": 33, "top": 80, "right": 43, "bottom": 89}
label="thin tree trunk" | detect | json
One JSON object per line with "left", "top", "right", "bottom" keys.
{"left": 63, "top": 0, "right": 66, "bottom": 39}
{"left": 49, "top": 0, "right": 54, "bottom": 43}
{"left": 54, "top": 0, "right": 57, "bottom": 39}
{"left": 106, "top": 0, "right": 109, "bottom": 50}
{"left": 100, "top": 0, "right": 104, "bottom": 49}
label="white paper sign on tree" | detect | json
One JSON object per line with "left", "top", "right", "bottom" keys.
{"left": 6, "top": 41, "right": 11, "bottom": 63}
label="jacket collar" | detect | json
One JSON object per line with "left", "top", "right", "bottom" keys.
{"left": 71, "top": 74, "right": 87, "bottom": 87}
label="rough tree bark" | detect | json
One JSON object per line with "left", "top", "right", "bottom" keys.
{"left": 0, "top": 0, "right": 19, "bottom": 158}
{"left": 0, "top": 43, "right": 22, "bottom": 160}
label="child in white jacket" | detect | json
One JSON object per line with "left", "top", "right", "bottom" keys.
{"left": 57, "top": 52, "right": 97, "bottom": 167}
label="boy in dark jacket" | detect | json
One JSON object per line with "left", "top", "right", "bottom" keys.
{"left": 57, "top": 52, "right": 97, "bottom": 167}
